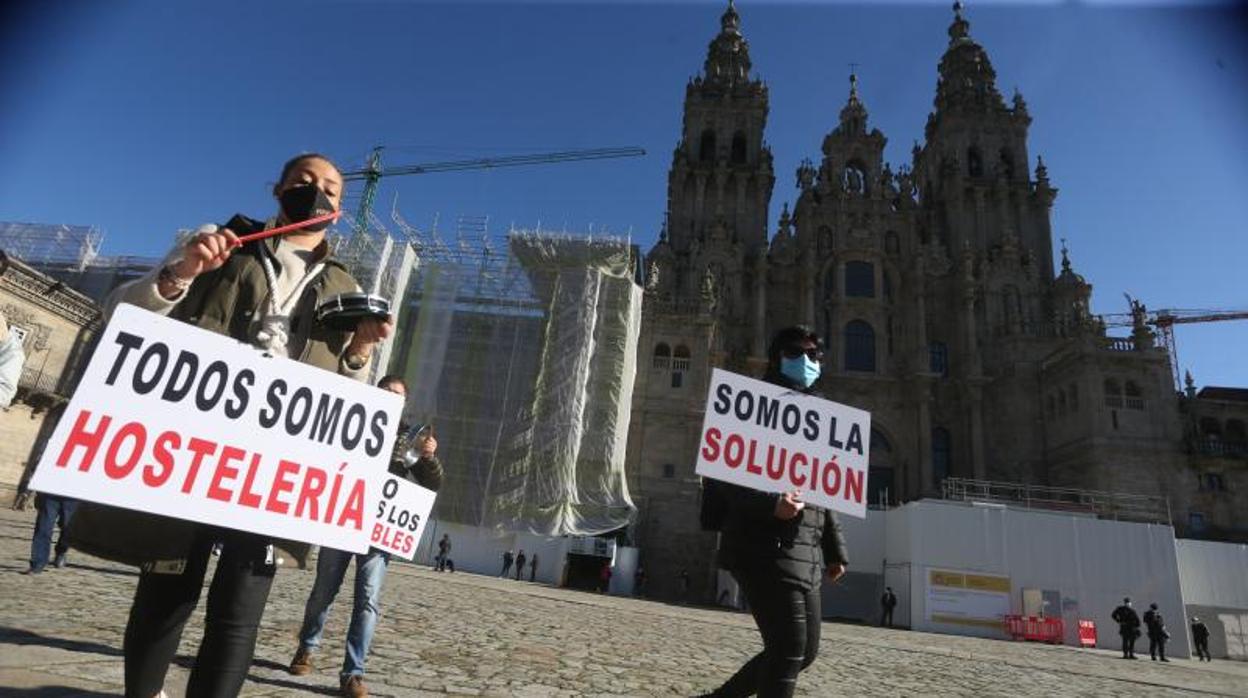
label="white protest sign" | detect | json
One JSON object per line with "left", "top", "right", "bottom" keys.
{"left": 695, "top": 368, "right": 871, "bottom": 519}
{"left": 370, "top": 474, "right": 437, "bottom": 560}
{"left": 29, "top": 304, "right": 402, "bottom": 554}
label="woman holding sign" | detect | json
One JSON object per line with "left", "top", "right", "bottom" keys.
{"left": 67, "top": 153, "right": 391, "bottom": 698}
{"left": 702, "top": 325, "right": 848, "bottom": 698}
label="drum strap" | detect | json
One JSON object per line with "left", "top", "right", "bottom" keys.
{"left": 256, "top": 249, "right": 326, "bottom": 356}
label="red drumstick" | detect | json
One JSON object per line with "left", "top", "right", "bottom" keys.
{"left": 230, "top": 210, "right": 342, "bottom": 247}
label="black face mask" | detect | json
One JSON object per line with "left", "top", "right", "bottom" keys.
{"left": 278, "top": 184, "right": 336, "bottom": 231}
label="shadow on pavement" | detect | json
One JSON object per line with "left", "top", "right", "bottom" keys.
{"left": 243, "top": 673, "right": 342, "bottom": 696}
{"left": 59, "top": 562, "right": 140, "bottom": 578}
{"left": 0, "top": 626, "right": 122, "bottom": 658}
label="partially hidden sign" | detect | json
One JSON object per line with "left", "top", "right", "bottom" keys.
{"left": 695, "top": 368, "right": 871, "bottom": 519}
{"left": 29, "top": 304, "right": 403, "bottom": 554}
{"left": 371, "top": 474, "right": 436, "bottom": 561}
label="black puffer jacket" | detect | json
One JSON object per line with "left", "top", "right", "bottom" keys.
{"left": 716, "top": 370, "right": 849, "bottom": 591}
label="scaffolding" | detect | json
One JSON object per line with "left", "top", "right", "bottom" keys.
{"left": 0, "top": 222, "right": 160, "bottom": 302}
{"left": 387, "top": 211, "right": 640, "bottom": 536}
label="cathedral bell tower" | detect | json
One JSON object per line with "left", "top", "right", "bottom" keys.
{"left": 653, "top": 0, "right": 775, "bottom": 360}
{"left": 915, "top": 1, "right": 1053, "bottom": 280}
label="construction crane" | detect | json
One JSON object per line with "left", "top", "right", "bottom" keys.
{"left": 1101, "top": 296, "right": 1248, "bottom": 390}
{"left": 340, "top": 146, "right": 647, "bottom": 234}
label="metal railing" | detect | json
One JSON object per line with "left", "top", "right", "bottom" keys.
{"left": 941, "top": 477, "right": 1171, "bottom": 525}
{"left": 1103, "top": 337, "right": 1136, "bottom": 352}
{"left": 17, "top": 365, "right": 62, "bottom": 396}
{"left": 1190, "top": 439, "right": 1248, "bottom": 459}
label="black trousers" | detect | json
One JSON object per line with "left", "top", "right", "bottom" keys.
{"left": 123, "top": 527, "right": 276, "bottom": 698}
{"left": 1149, "top": 635, "right": 1167, "bottom": 660}
{"left": 1195, "top": 638, "right": 1211, "bottom": 661}
{"left": 881, "top": 608, "right": 894, "bottom": 628}
{"left": 1120, "top": 632, "right": 1137, "bottom": 657}
{"left": 716, "top": 570, "right": 821, "bottom": 698}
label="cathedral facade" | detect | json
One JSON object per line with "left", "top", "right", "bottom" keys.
{"left": 624, "top": 1, "right": 1248, "bottom": 603}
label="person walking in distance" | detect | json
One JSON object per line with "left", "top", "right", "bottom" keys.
{"left": 500, "top": 550, "right": 514, "bottom": 578}
{"left": 288, "top": 375, "right": 440, "bottom": 697}
{"left": 880, "top": 587, "right": 897, "bottom": 628}
{"left": 529, "top": 553, "right": 538, "bottom": 582}
{"left": 599, "top": 561, "right": 613, "bottom": 593}
{"left": 1143, "top": 603, "right": 1170, "bottom": 662}
{"left": 1112, "top": 598, "right": 1141, "bottom": 659}
{"left": 700, "top": 326, "right": 849, "bottom": 698}
{"left": 435, "top": 534, "right": 451, "bottom": 572}
{"left": 514, "top": 550, "right": 527, "bottom": 581}
{"left": 1191, "top": 617, "right": 1212, "bottom": 661}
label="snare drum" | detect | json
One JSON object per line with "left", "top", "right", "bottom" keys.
{"left": 315, "top": 292, "right": 391, "bottom": 331}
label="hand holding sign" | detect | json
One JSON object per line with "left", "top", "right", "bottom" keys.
{"left": 774, "top": 491, "right": 805, "bottom": 520}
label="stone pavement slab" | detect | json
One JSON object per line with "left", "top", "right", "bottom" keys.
{"left": 1, "top": 508, "right": 1245, "bottom": 696}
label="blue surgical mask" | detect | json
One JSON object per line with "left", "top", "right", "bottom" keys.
{"left": 780, "top": 355, "right": 821, "bottom": 388}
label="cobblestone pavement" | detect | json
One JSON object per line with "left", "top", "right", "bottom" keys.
{"left": 1, "top": 509, "right": 1246, "bottom": 697}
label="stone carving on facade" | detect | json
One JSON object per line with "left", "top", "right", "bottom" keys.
{"left": 796, "top": 159, "right": 816, "bottom": 192}
{"left": 700, "top": 264, "right": 719, "bottom": 312}
{"left": 0, "top": 303, "right": 51, "bottom": 352}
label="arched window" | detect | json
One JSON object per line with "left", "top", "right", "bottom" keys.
{"left": 1124, "top": 381, "right": 1144, "bottom": 410}
{"left": 932, "top": 427, "right": 951, "bottom": 486}
{"left": 999, "top": 148, "right": 1015, "bottom": 180}
{"left": 1104, "top": 379, "right": 1122, "bottom": 408}
{"left": 929, "top": 341, "right": 948, "bottom": 377}
{"left": 868, "top": 428, "right": 894, "bottom": 507}
{"left": 844, "top": 320, "right": 876, "bottom": 372}
{"left": 1002, "top": 285, "right": 1022, "bottom": 333}
{"left": 844, "top": 161, "right": 868, "bottom": 194}
{"left": 967, "top": 147, "right": 983, "bottom": 178}
{"left": 818, "top": 225, "right": 834, "bottom": 253}
{"left": 1226, "top": 419, "right": 1246, "bottom": 445}
{"left": 653, "top": 343, "right": 671, "bottom": 370}
{"left": 871, "top": 429, "right": 892, "bottom": 453}
{"left": 699, "top": 129, "right": 716, "bottom": 163}
{"left": 1200, "top": 417, "right": 1223, "bottom": 439}
{"left": 730, "top": 131, "right": 747, "bottom": 164}
{"left": 845, "top": 261, "right": 875, "bottom": 298}
{"left": 672, "top": 345, "right": 691, "bottom": 372}
{"left": 885, "top": 231, "right": 900, "bottom": 255}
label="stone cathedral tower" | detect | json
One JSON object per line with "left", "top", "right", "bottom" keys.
{"left": 625, "top": 0, "right": 775, "bottom": 601}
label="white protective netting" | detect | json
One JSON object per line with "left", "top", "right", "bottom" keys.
{"left": 389, "top": 229, "right": 639, "bottom": 536}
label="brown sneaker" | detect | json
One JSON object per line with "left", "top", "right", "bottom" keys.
{"left": 340, "top": 674, "right": 367, "bottom": 698}
{"left": 288, "top": 646, "right": 314, "bottom": 676}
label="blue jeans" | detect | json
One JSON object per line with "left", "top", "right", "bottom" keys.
{"left": 298, "top": 547, "right": 389, "bottom": 677}
{"left": 29, "top": 494, "right": 78, "bottom": 570}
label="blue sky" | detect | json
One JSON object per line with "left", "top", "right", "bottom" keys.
{"left": 2, "top": 0, "right": 1246, "bottom": 387}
